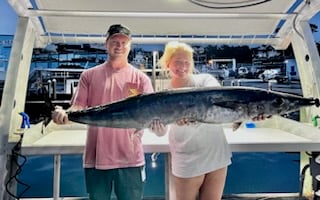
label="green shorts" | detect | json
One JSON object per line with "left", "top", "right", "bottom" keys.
{"left": 85, "top": 166, "right": 145, "bottom": 200}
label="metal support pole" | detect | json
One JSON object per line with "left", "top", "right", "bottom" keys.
{"left": 53, "top": 154, "right": 61, "bottom": 200}
{"left": 47, "top": 80, "right": 52, "bottom": 98}
{"left": 165, "top": 153, "right": 175, "bottom": 200}
{"left": 268, "top": 80, "right": 276, "bottom": 91}
{"left": 0, "top": 16, "right": 35, "bottom": 200}
{"left": 230, "top": 80, "right": 235, "bottom": 86}
{"left": 52, "top": 79, "right": 57, "bottom": 100}
{"left": 237, "top": 79, "right": 241, "bottom": 86}
{"left": 221, "top": 80, "right": 225, "bottom": 86}
{"left": 152, "top": 51, "right": 158, "bottom": 89}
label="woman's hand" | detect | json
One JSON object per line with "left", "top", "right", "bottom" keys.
{"left": 252, "top": 114, "right": 272, "bottom": 121}
{"left": 149, "top": 119, "right": 168, "bottom": 137}
{"left": 232, "top": 122, "right": 242, "bottom": 131}
{"left": 232, "top": 114, "right": 272, "bottom": 131}
{"left": 176, "top": 118, "right": 196, "bottom": 126}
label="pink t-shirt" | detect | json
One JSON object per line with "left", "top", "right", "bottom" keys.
{"left": 72, "top": 62, "right": 154, "bottom": 169}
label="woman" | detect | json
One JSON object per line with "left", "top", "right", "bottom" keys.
{"left": 151, "top": 41, "right": 232, "bottom": 200}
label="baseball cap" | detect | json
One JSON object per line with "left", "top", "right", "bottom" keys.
{"left": 106, "top": 24, "right": 131, "bottom": 40}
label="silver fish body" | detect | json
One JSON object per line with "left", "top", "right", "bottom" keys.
{"left": 67, "top": 86, "right": 319, "bottom": 129}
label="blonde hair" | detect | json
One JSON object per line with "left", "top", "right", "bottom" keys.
{"left": 158, "top": 41, "right": 194, "bottom": 73}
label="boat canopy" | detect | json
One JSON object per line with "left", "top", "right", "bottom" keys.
{"left": 1, "top": 1, "right": 320, "bottom": 199}
{"left": 8, "top": 0, "right": 320, "bottom": 49}
{"left": 2, "top": 0, "right": 320, "bottom": 147}
{"left": 2, "top": 0, "right": 320, "bottom": 150}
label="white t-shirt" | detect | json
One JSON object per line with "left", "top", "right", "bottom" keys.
{"left": 168, "top": 74, "right": 232, "bottom": 178}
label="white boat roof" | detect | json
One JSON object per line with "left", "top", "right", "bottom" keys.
{"left": 8, "top": 0, "right": 320, "bottom": 48}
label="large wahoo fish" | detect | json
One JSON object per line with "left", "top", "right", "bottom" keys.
{"left": 67, "top": 86, "right": 319, "bottom": 129}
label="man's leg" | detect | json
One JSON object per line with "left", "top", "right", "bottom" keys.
{"left": 85, "top": 168, "right": 114, "bottom": 200}
{"left": 114, "top": 166, "right": 145, "bottom": 200}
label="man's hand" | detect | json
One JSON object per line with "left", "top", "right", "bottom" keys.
{"left": 51, "top": 106, "right": 69, "bottom": 124}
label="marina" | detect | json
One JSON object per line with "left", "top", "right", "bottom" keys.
{"left": 1, "top": 0, "right": 320, "bottom": 200}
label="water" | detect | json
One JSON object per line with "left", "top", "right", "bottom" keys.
{"left": 16, "top": 152, "right": 300, "bottom": 198}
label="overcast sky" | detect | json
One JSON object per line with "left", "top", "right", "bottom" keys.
{"left": 1, "top": 1, "right": 319, "bottom": 42}
{"left": 0, "top": 1, "right": 18, "bottom": 35}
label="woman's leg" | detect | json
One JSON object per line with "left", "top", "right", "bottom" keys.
{"left": 173, "top": 174, "right": 205, "bottom": 200}
{"left": 199, "top": 167, "right": 228, "bottom": 200}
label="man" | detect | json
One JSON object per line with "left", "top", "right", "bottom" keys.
{"left": 52, "top": 24, "right": 154, "bottom": 200}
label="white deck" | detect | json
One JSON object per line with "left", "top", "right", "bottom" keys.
{"left": 21, "top": 116, "right": 320, "bottom": 155}
{"left": 19, "top": 116, "right": 320, "bottom": 200}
